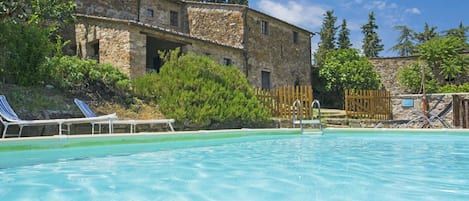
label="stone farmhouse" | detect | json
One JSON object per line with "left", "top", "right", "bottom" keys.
{"left": 72, "top": 0, "right": 313, "bottom": 89}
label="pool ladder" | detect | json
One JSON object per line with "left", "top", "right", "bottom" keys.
{"left": 292, "top": 99, "right": 323, "bottom": 134}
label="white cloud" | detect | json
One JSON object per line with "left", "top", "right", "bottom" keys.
{"left": 405, "top": 8, "right": 421, "bottom": 15}
{"left": 364, "top": 1, "right": 387, "bottom": 10}
{"left": 258, "top": 0, "right": 326, "bottom": 29}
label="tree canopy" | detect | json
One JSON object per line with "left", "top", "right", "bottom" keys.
{"left": 319, "top": 48, "right": 382, "bottom": 91}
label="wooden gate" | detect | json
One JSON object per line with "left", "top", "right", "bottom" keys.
{"left": 345, "top": 89, "right": 392, "bottom": 120}
{"left": 255, "top": 86, "right": 313, "bottom": 119}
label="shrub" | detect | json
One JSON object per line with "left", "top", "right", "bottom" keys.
{"left": 397, "top": 61, "right": 439, "bottom": 93}
{"left": 134, "top": 49, "right": 271, "bottom": 129}
{"left": 437, "top": 83, "right": 469, "bottom": 93}
{"left": 40, "top": 56, "right": 132, "bottom": 101}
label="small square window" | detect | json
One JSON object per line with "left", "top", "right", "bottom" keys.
{"left": 292, "top": 31, "right": 298, "bottom": 44}
{"left": 261, "top": 20, "right": 268, "bottom": 35}
{"left": 170, "top": 11, "right": 178, "bottom": 27}
{"left": 147, "top": 9, "right": 154, "bottom": 17}
{"left": 223, "top": 58, "right": 232, "bottom": 66}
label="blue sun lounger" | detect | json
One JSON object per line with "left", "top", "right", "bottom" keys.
{"left": 74, "top": 98, "right": 175, "bottom": 133}
{"left": 0, "top": 95, "right": 117, "bottom": 138}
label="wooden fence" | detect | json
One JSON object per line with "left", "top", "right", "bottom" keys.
{"left": 344, "top": 89, "right": 392, "bottom": 120}
{"left": 255, "top": 86, "right": 313, "bottom": 119}
{"left": 453, "top": 95, "right": 469, "bottom": 128}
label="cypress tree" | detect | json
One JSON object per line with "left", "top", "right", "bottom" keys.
{"left": 337, "top": 19, "right": 352, "bottom": 49}
{"left": 314, "top": 10, "right": 337, "bottom": 67}
{"left": 414, "top": 22, "right": 438, "bottom": 44}
{"left": 361, "top": 12, "right": 383, "bottom": 57}
{"left": 391, "top": 25, "right": 416, "bottom": 56}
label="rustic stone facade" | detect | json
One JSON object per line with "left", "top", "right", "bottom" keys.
{"left": 369, "top": 56, "right": 418, "bottom": 95}
{"left": 245, "top": 10, "right": 312, "bottom": 88}
{"left": 73, "top": 0, "right": 313, "bottom": 88}
{"left": 75, "top": 18, "right": 133, "bottom": 75}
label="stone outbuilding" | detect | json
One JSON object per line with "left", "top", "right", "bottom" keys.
{"left": 73, "top": 0, "right": 314, "bottom": 89}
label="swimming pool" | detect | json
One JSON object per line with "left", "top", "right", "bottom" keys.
{"left": 1, "top": 129, "right": 469, "bottom": 200}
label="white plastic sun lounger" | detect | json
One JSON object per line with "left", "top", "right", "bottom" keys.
{"left": 1, "top": 95, "right": 117, "bottom": 138}
{"left": 74, "top": 98, "right": 175, "bottom": 133}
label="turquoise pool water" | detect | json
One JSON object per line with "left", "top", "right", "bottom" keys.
{"left": 1, "top": 129, "right": 469, "bottom": 200}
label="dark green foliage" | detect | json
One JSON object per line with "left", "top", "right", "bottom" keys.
{"left": 314, "top": 10, "right": 337, "bottom": 67}
{"left": 361, "top": 12, "right": 383, "bottom": 57}
{"left": 414, "top": 23, "right": 438, "bottom": 44}
{"left": 1, "top": 0, "right": 75, "bottom": 25}
{"left": 0, "top": 22, "right": 53, "bottom": 85}
{"left": 337, "top": 19, "right": 352, "bottom": 49}
{"left": 133, "top": 49, "right": 271, "bottom": 129}
{"left": 40, "top": 56, "right": 132, "bottom": 101}
{"left": 0, "top": 1, "right": 28, "bottom": 22}
{"left": 391, "top": 25, "right": 416, "bottom": 56}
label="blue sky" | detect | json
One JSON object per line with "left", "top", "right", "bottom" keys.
{"left": 249, "top": 0, "right": 469, "bottom": 57}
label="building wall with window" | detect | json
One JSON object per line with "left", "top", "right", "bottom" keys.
{"left": 139, "top": 0, "right": 185, "bottom": 32}
{"left": 245, "top": 10, "right": 312, "bottom": 89}
{"left": 73, "top": 0, "right": 312, "bottom": 88}
{"left": 75, "top": 17, "right": 133, "bottom": 75}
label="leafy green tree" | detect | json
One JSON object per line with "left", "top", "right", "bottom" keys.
{"left": 443, "top": 22, "right": 469, "bottom": 50}
{"left": 0, "top": 22, "right": 53, "bottom": 85}
{"left": 314, "top": 10, "right": 337, "bottom": 67}
{"left": 398, "top": 36, "right": 469, "bottom": 93}
{"left": 391, "top": 25, "right": 416, "bottom": 56}
{"left": 414, "top": 23, "right": 438, "bottom": 44}
{"left": 0, "top": 0, "right": 75, "bottom": 25}
{"left": 320, "top": 48, "right": 381, "bottom": 91}
{"left": 417, "top": 36, "right": 468, "bottom": 85}
{"left": 318, "top": 48, "right": 381, "bottom": 108}
{"left": 134, "top": 49, "right": 271, "bottom": 129}
{"left": 361, "top": 12, "right": 383, "bottom": 57}
{"left": 337, "top": 19, "right": 352, "bottom": 49}
{"left": 1, "top": 0, "right": 75, "bottom": 40}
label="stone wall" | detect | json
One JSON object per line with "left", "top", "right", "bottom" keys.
{"left": 369, "top": 56, "right": 418, "bottom": 95}
{"left": 245, "top": 10, "right": 311, "bottom": 88}
{"left": 129, "top": 28, "right": 147, "bottom": 78}
{"left": 387, "top": 93, "right": 469, "bottom": 128}
{"left": 186, "top": 4, "right": 245, "bottom": 48}
{"left": 75, "top": 0, "right": 138, "bottom": 20}
{"left": 75, "top": 17, "right": 132, "bottom": 75}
